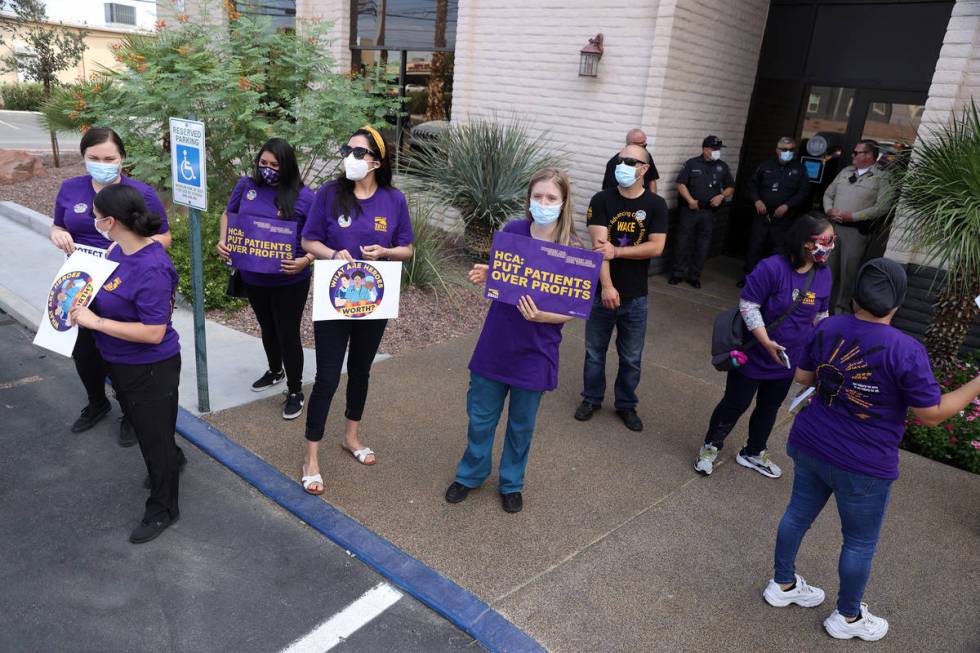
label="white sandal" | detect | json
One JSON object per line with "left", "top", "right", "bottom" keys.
{"left": 344, "top": 446, "right": 377, "bottom": 466}
{"left": 301, "top": 472, "right": 324, "bottom": 495}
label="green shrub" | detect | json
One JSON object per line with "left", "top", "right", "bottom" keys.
{"left": 401, "top": 196, "right": 457, "bottom": 293}
{"left": 0, "top": 82, "right": 45, "bottom": 111}
{"left": 165, "top": 206, "right": 246, "bottom": 311}
{"left": 901, "top": 350, "right": 980, "bottom": 474}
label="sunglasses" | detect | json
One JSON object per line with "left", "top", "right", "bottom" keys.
{"left": 812, "top": 234, "right": 837, "bottom": 246}
{"left": 339, "top": 145, "right": 377, "bottom": 160}
{"left": 777, "top": 147, "right": 795, "bottom": 152}
{"left": 615, "top": 156, "right": 647, "bottom": 167}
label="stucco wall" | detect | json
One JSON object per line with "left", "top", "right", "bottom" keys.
{"left": 0, "top": 23, "right": 136, "bottom": 86}
{"left": 295, "top": 0, "right": 351, "bottom": 72}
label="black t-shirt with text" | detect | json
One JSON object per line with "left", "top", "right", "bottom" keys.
{"left": 586, "top": 188, "right": 669, "bottom": 300}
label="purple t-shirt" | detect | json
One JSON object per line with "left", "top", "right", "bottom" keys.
{"left": 54, "top": 175, "right": 170, "bottom": 249}
{"left": 92, "top": 241, "right": 180, "bottom": 364}
{"left": 226, "top": 176, "right": 315, "bottom": 287}
{"left": 789, "top": 315, "right": 942, "bottom": 480}
{"left": 740, "top": 255, "right": 831, "bottom": 380}
{"left": 302, "top": 181, "right": 414, "bottom": 254}
{"left": 468, "top": 220, "right": 565, "bottom": 392}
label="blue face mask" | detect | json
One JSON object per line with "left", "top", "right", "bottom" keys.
{"left": 86, "top": 161, "right": 121, "bottom": 185}
{"left": 529, "top": 200, "right": 562, "bottom": 225}
{"left": 779, "top": 150, "right": 795, "bottom": 163}
{"left": 615, "top": 163, "right": 637, "bottom": 187}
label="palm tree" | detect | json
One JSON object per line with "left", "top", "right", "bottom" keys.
{"left": 425, "top": 0, "right": 449, "bottom": 121}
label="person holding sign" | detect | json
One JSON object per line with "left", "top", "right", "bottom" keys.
{"left": 445, "top": 168, "right": 579, "bottom": 514}
{"left": 298, "top": 127, "right": 414, "bottom": 494}
{"left": 50, "top": 127, "right": 171, "bottom": 444}
{"left": 574, "top": 144, "right": 668, "bottom": 432}
{"left": 217, "top": 138, "right": 315, "bottom": 420}
{"left": 694, "top": 213, "right": 833, "bottom": 479}
{"left": 67, "top": 184, "right": 183, "bottom": 544}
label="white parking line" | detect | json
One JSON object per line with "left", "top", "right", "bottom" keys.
{"left": 0, "top": 119, "right": 20, "bottom": 130}
{"left": 279, "top": 582, "right": 403, "bottom": 653}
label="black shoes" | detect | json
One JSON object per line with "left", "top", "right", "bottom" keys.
{"left": 445, "top": 482, "right": 471, "bottom": 504}
{"left": 143, "top": 448, "right": 187, "bottom": 489}
{"left": 687, "top": 278, "right": 702, "bottom": 289}
{"left": 574, "top": 400, "right": 598, "bottom": 421}
{"left": 251, "top": 369, "right": 285, "bottom": 392}
{"left": 118, "top": 416, "right": 137, "bottom": 448}
{"left": 282, "top": 391, "right": 304, "bottom": 420}
{"left": 71, "top": 401, "right": 111, "bottom": 433}
{"left": 500, "top": 492, "right": 523, "bottom": 513}
{"left": 667, "top": 276, "right": 682, "bottom": 285}
{"left": 616, "top": 409, "right": 644, "bottom": 432}
{"left": 129, "top": 513, "right": 179, "bottom": 544}
{"left": 735, "top": 279, "right": 746, "bottom": 288}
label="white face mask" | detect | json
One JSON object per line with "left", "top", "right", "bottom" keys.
{"left": 343, "top": 154, "right": 373, "bottom": 181}
{"left": 94, "top": 218, "right": 111, "bottom": 240}
{"left": 710, "top": 150, "right": 722, "bottom": 161}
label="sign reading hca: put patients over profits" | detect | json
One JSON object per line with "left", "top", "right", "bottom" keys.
{"left": 484, "top": 230, "right": 604, "bottom": 319}
{"left": 226, "top": 213, "right": 297, "bottom": 274}
{"left": 312, "top": 260, "right": 402, "bottom": 321}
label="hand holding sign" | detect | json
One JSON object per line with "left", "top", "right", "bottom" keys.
{"left": 468, "top": 264, "right": 489, "bottom": 285}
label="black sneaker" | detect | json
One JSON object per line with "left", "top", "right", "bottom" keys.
{"left": 71, "top": 401, "right": 111, "bottom": 433}
{"left": 574, "top": 400, "right": 598, "bottom": 421}
{"left": 445, "top": 482, "right": 471, "bottom": 504}
{"left": 144, "top": 448, "right": 187, "bottom": 489}
{"left": 251, "top": 370, "right": 285, "bottom": 392}
{"left": 616, "top": 409, "right": 644, "bottom": 432}
{"left": 687, "top": 278, "right": 702, "bottom": 289}
{"left": 500, "top": 492, "right": 523, "bottom": 513}
{"left": 129, "top": 513, "right": 179, "bottom": 544}
{"left": 282, "top": 391, "right": 304, "bottom": 420}
{"left": 118, "top": 416, "right": 137, "bottom": 448}
{"left": 668, "top": 276, "right": 682, "bottom": 285}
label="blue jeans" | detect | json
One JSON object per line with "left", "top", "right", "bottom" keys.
{"left": 582, "top": 295, "right": 648, "bottom": 411}
{"left": 774, "top": 445, "right": 893, "bottom": 617}
{"left": 454, "top": 372, "right": 543, "bottom": 494}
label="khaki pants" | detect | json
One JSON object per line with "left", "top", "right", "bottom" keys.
{"left": 829, "top": 224, "right": 868, "bottom": 314}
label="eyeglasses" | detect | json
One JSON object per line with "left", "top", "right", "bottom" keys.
{"left": 777, "top": 147, "right": 795, "bottom": 152}
{"left": 615, "top": 156, "right": 647, "bottom": 167}
{"left": 339, "top": 145, "right": 377, "bottom": 160}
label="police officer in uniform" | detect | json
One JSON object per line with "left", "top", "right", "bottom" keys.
{"left": 671, "top": 135, "right": 735, "bottom": 288}
{"left": 741, "top": 136, "right": 810, "bottom": 284}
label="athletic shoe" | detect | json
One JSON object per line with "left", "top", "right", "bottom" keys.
{"left": 763, "top": 574, "right": 826, "bottom": 608}
{"left": 129, "top": 513, "right": 179, "bottom": 544}
{"left": 500, "top": 492, "right": 523, "bottom": 513}
{"left": 736, "top": 449, "right": 783, "bottom": 478}
{"left": 616, "top": 409, "right": 643, "bottom": 432}
{"left": 687, "top": 278, "right": 702, "bottom": 289}
{"left": 282, "top": 391, "right": 304, "bottom": 420}
{"left": 445, "top": 482, "right": 471, "bottom": 504}
{"left": 823, "top": 603, "right": 889, "bottom": 641}
{"left": 118, "top": 416, "right": 137, "bottom": 448}
{"left": 251, "top": 370, "right": 285, "bottom": 392}
{"left": 694, "top": 444, "right": 719, "bottom": 475}
{"left": 574, "top": 400, "right": 598, "bottom": 421}
{"left": 668, "top": 276, "right": 682, "bottom": 285}
{"left": 71, "top": 400, "right": 111, "bottom": 433}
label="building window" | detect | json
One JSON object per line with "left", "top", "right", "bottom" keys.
{"left": 104, "top": 3, "right": 137, "bottom": 25}
{"left": 352, "top": 0, "right": 458, "bottom": 51}
{"left": 235, "top": 0, "right": 296, "bottom": 32}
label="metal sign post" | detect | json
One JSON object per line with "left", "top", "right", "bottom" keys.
{"left": 169, "top": 116, "right": 210, "bottom": 413}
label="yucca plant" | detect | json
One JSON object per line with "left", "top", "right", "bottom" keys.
{"left": 404, "top": 117, "right": 563, "bottom": 256}
{"left": 896, "top": 99, "right": 980, "bottom": 370}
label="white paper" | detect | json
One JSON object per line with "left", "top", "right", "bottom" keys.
{"left": 312, "top": 260, "right": 401, "bottom": 321}
{"left": 68, "top": 244, "right": 108, "bottom": 260}
{"left": 788, "top": 386, "right": 815, "bottom": 413}
{"left": 33, "top": 251, "right": 119, "bottom": 357}
{"left": 975, "top": 294, "right": 980, "bottom": 309}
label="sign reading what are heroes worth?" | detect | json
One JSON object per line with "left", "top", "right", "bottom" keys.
{"left": 226, "top": 213, "right": 297, "bottom": 274}
{"left": 485, "top": 230, "right": 604, "bottom": 319}
{"left": 312, "top": 260, "right": 402, "bottom": 321}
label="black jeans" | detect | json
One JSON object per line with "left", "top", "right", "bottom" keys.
{"left": 72, "top": 326, "right": 110, "bottom": 407}
{"left": 672, "top": 206, "right": 715, "bottom": 281}
{"left": 704, "top": 368, "right": 793, "bottom": 456}
{"left": 108, "top": 354, "right": 182, "bottom": 522}
{"left": 244, "top": 278, "right": 310, "bottom": 394}
{"left": 305, "top": 319, "right": 387, "bottom": 442}
{"left": 744, "top": 213, "right": 796, "bottom": 276}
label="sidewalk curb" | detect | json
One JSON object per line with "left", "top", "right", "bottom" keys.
{"left": 0, "top": 201, "right": 50, "bottom": 238}
{"left": 176, "top": 410, "right": 546, "bottom": 653}
{"left": 0, "top": 284, "right": 41, "bottom": 328}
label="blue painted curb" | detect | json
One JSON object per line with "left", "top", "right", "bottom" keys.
{"left": 175, "top": 407, "right": 547, "bottom": 653}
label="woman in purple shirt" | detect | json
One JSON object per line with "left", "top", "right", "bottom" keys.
{"left": 298, "top": 127, "right": 414, "bottom": 495}
{"left": 69, "top": 184, "right": 183, "bottom": 545}
{"left": 217, "top": 138, "right": 315, "bottom": 420}
{"left": 695, "top": 213, "right": 834, "bottom": 478}
{"left": 444, "top": 168, "right": 578, "bottom": 514}
{"left": 763, "top": 259, "right": 980, "bottom": 641}
{"left": 51, "top": 127, "right": 171, "bottom": 443}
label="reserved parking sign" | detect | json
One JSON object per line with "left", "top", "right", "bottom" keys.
{"left": 169, "top": 117, "right": 207, "bottom": 211}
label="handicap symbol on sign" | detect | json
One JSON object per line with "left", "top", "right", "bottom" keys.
{"left": 176, "top": 145, "right": 202, "bottom": 187}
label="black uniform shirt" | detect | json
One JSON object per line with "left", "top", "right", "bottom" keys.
{"left": 747, "top": 158, "right": 810, "bottom": 212}
{"left": 676, "top": 156, "right": 734, "bottom": 207}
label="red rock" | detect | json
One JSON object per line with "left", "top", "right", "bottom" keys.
{"left": 0, "top": 149, "right": 46, "bottom": 185}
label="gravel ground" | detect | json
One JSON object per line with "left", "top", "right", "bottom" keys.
{"left": 0, "top": 156, "right": 84, "bottom": 217}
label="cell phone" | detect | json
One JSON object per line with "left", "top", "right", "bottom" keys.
{"left": 778, "top": 350, "right": 791, "bottom": 369}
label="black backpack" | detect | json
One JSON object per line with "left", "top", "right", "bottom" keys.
{"left": 710, "top": 268, "right": 814, "bottom": 372}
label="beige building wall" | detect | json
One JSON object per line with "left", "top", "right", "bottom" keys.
{"left": 295, "top": 0, "right": 350, "bottom": 72}
{"left": 886, "top": 0, "right": 980, "bottom": 266}
{"left": 0, "top": 22, "right": 135, "bottom": 86}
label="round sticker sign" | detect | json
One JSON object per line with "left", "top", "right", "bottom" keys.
{"left": 329, "top": 262, "right": 384, "bottom": 318}
{"left": 47, "top": 271, "right": 95, "bottom": 331}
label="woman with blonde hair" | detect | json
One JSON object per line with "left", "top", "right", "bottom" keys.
{"left": 444, "top": 168, "right": 579, "bottom": 513}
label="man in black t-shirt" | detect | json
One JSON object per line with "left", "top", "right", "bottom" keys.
{"left": 601, "top": 129, "right": 660, "bottom": 194}
{"left": 575, "top": 144, "right": 669, "bottom": 432}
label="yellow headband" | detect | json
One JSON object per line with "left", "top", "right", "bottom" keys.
{"left": 361, "top": 125, "right": 385, "bottom": 159}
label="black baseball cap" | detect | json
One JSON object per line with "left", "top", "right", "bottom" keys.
{"left": 702, "top": 135, "right": 725, "bottom": 149}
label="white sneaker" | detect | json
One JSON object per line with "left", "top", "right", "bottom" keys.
{"left": 763, "top": 574, "right": 826, "bottom": 608}
{"left": 823, "top": 603, "right": 889, "bottom": 641}
{"left": 736, "top": 449, "right": 782, "bottom": 478}
{"left": 694, "top": 444, "right": 719, "bottom": 475}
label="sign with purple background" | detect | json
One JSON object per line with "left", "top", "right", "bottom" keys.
{"left": 484, "top": 230, "right": 604, "bottom": 319}
{"left": 226, "top": 213, "right": 297, "bottom": 274}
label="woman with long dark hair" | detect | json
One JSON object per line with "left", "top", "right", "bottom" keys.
{"left": 298, "top": 126, "right": 414, "bottom": 494}
{"left": 694, "top": 212, "right": 835, "bottom": 478}
{"left": 218, "top": 138, "right": 315, "bottom": 420}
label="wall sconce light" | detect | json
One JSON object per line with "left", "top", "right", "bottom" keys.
{"left": 579, "top": 33, "right": 604, "bottom": 77}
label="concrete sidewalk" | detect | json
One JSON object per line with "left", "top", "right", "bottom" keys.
{"left": 207, "top": 260, "right": 980, "bottom": 652}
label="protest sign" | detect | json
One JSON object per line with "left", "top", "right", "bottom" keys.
{"left": 484, "top": 230, "right": 603, "bottom": 319}
{"left": 226, "top": 213, "right": 298, "bottom": 274}
{"left": 72, "top": 244, "right": 107, "bottom": 259}
{"left": 312, "top": 260, "right": 401, "bottom": 321}
{"left": 33, "top": 251, "right": 119, "bottom": 357}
